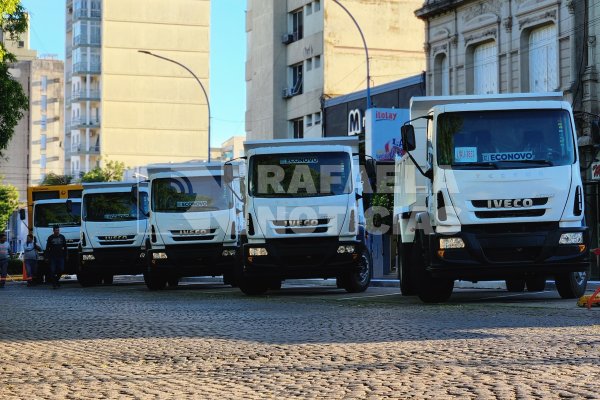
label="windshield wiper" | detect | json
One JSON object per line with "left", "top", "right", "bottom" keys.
{"left": 509, "top": 159, "right": 554, "bottom": 166}
{"left": 453, "top": 162, "right": 499, "bottom": 169}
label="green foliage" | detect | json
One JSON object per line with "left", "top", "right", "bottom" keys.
{"left": 0, "top": 1, "right": 29, "bottom": 156}
{"left": 40, "top": 173, "right": 73, "bottom": 186}
{"left": 0, "top": 178, "right": 19, "bottom": 231}
{"left": 81, "top": 160, "right": 127, "bottom": 183}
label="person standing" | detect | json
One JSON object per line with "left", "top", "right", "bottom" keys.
{"left": 46, "top": 225, "right": 68, "bottom": 289}
{"left": 23, "top": 234, "right": 41, "bottom": 286}
{"left": 0, "top": 233, "right": 13, "bottom": 288}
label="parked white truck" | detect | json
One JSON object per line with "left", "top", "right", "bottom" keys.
{"left": 395, "top": 93, "right": 590, "bottom": 303}
{"left": 143, "top": 162, "right": 243, "bottom": 290}
{"left": 236, "top": 137, "right": 372, "bottom": 295}
{"left": 78, "top": 181, "right": 149, "bottom": 286}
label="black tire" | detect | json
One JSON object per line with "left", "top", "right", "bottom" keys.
{"left": 268, "top": 279, "right": 282, "bottom": 291}
{"left": 77, "top": 272, "right": 97, "bottom": 287}
{"left": 167, "top": 277, "right": 179, "bottom": 288}
{"left": 525, "top": 276, "right": 546, "bottom": 292}
{"left": 144, "top": 272, "right": 167, "bottom": 290}
{"left": 343, "top": 247, "right": 372, "bottom": 293}
{"left": 505, "top": 279, "right": 526, "bottom": 292}
{"left": 336, "top": 275, "right": 348, "bottom": 289}
{"left": 223, "top": 272, "right": 237, "bottom": 287}
{"left": 102, "top": 274, "right": 114, "bottom": 285}
{"left": 411, "top": 238, "right": 454, "bottom": 303}
{"left": 398, "top": 241, "right": 417, "bottom": 296}
{"left": 239, "top": 279, "right": 269, "bottom": 296}
{"left": 555, "top": 270, "right": 588, "bottom": 299}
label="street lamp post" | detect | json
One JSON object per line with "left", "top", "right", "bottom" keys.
{"left": 138, "top": 50, "right": 212, "bottom": 162}
{"left": 332, "top": 0, "right": 371, "bottom": 110}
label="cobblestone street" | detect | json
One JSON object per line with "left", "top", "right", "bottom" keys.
{"left": 1, "top": 279, "right": 599, "bottom": 399}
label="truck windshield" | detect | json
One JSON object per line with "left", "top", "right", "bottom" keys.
{"left": 437, "top": 109, "right": 575, "bottom": 169}
{"left": 34, "top": 203, "right": 81, "bottom": 228}
{"left": 83, "top": 192, "right": 149, "bottom": 222}
{"left": 152, "top": 176, "right": 230, "bottom": 213}
{"left": 249, "top": 152, "right": 352, "bottom": 198}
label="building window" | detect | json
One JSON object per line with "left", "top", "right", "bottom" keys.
{"left": 41, "top": 76, "right": 47, "bottom": 92}
{"left": 314, "top": 112, "right": 321, "bottom": 125}
{"left": 41, "top": 115, "right": 47, "bottom": 131}
{"left": 291, "top": 8, "right": 303, "bottom": 41}
{"left": 306, "top": 3, "right": 312, "bottom": 15}
{"left": 306, "top": 58, "right": 312, "bottom": 71}
{"left": 291, "top": 62, "right": 303, "bottom": 95}
{"left": 41, "top": 95, "right": 47, "bottom": 111}
{"left": 314, "top": 1, "right": 321, "bottom": 12}
{"left": 40, "top": 134, "right": 47, "bottom": 150}
{"left": 434, "top": 53, "right": 450, "bottom": 96}
{"left": 306, "top": 114, "right": 313, "bottom": 127}
{"left": 473, "top": 41, "right": 498, "bottom": 95}
{"left": 314, "top": 55, "right": 321, "bottom": 69}
{"left": 18, "top": 40, "right": 24, "bottom": 48}
{"left": 291, "top": 118, "right": 304, "bottom": 139}
{"left": 528, "top": 24, "right": 558, "bottom": 92}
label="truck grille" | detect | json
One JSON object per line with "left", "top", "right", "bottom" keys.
{"left": 483, "top": 247, "right": 541, "bottom": 263}
{"left": 475, "top": 209, "right": 546, "bottom": 219}
{"left": 98, "top": 235, "right": 136, "bottom": 246}
{"left": 170, "top": 229, "right": 217, "bottom": 242}
{"left": 272, "top": 218, "right": 330, "bottom": 234}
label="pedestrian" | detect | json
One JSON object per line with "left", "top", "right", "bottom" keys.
{"left": 23, "top": 234, "right": 41, "bottom": 286}
{"left": 0, "top": 233, "right": 13, "bottom": 288}
{"left": 45, "top": 225, "right": 68, "bottom": 289}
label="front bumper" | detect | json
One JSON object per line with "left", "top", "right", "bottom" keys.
{"left": 79, "top": 247, "right": 147, "bottom": 275}
{"left": 427, "top": 223, "right": 590, "bottom": 280}
{"left": 146, "top": 243, "right": 238, "bottom": 276}
{"left": 243, "top": 238, "right": 362, "bottom": 279}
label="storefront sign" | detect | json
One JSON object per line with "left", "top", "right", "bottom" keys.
{"left": 365, "top": 108, "right": 409, "bottom": 161}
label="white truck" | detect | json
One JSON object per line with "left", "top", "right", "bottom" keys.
{"left": 22, "top": 198, "right": 82, "bottom": 278}
{"left": 395, "top": 93, "right": 591, "bottom": 303}
{"left": 236, "top": 137, "right": 372, "bottom": 295}
{"left": 143, "top": 162, "right": 244, "bottom": 290}
{"left": 78, "top": 181, "right": 149, "bottom": 286}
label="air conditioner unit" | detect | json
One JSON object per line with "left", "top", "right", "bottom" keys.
{"left": 282, "top": 33, "right": 295, "bottom": 45}
{"left": 282, "top": 88, "right": 293, "bottom": 99}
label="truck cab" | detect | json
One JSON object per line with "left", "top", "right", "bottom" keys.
{"left": 78, "top": 181, "right": 149, "bottom": 286}
{"left": 239, "top": 137, "right": 372, "bottom": 295}
{"left": 31, "top": 198, "right": 82, "bottom": 275}
{"left": 144, "top": 162, "right": 243, "bottom": 290}
{"left": 395, "top": 93, "right": 590, "bottom": 302}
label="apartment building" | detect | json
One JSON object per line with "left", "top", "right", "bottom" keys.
{"left": 65, "top": 0, "right": 210, "bottom": 177}
{"left": 1, "top": 21, "right": 64, "bottom": 199}
{"left": 245, "top": 0, "right": 426, "bottom": 140}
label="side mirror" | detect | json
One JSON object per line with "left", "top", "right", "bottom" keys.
{"left": 66, "top": 199, "right": 73, "bottom": 212}
{"left": 355, "top": 192, "right": 363, "bottom": 201}
{"left": 365, "top": 159, "right": 377, "bottom": 181}
{"left": 401, "top": 124, "right": 416, "bottom": 152}
{"left": 19, "top": 209, "right": 26, "bottom": 221}
{"left": 224, "top": 163, "right": 234, "bottom": 184}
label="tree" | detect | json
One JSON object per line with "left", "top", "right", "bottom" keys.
{"left": 0, "top": 178, "right": 19, "bottom": 231}
{"left": 0, "top": 0, "right": 29, "bottom": 156}
{"left": 40, "top": 173, "right": 74, "bottom": 186}
{"left": 81, "top": 160, "right": 127, "bottom": 183}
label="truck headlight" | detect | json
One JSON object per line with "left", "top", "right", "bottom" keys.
{"left": 439, "top": 238, "right": 465, "bottom": 249}
{"left": 337, "top": 245, "right": 355, "bottom": 254}
{"left": 249, "top": 248, "right": 268, "bottom": 256}
{"left": 82, "top": 254, "right": 95, "bottom": 261}
{"left": 152, "top": 252, "right": 168, "bottom": 259}
{"left": 559, "top": 232, "right": 583, "bottom": 245}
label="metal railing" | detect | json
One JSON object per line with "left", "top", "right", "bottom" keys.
{"left": 73, "top": 62, "right": 101, "bottom": 74}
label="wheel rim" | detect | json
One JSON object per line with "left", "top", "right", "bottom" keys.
{"left": 573, "top": 271, "right": 587, "bottom": 286}
{"left": 357, "top": 252, "right": 370, "bottom": 284}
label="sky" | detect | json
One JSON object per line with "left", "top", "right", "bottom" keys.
{"left": 20, "top": 0, "right": 247, "bottom": 147}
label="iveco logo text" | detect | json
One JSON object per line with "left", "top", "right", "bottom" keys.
{"left": 487, "top": 199, "right": 534, "bottom": 208}
{"left": 283, "top": 219, "right": 319, "bottom": 227}
{"left": 178, "top": 229, "right": 208, "bottom": 235}
{"left": 102, "top": 236, "right": 128, "bottom": 241}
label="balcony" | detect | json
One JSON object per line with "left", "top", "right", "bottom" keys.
{"left": 69, "top": 144, "right": 101, "bottom": 156}
{"left": 73, "top": 62, "right": 101, "bottom": 75}
{"left": 73, "top": 8, "right": 100, "bottom": 20}
{"left": 71, "top": 89, "right": 101, "bottom": 102}
{"left": 71, "top": 116, "right": 101, "bottom": 129}
{"left": 73, "top": 34, "right": 101, "bottom": 48}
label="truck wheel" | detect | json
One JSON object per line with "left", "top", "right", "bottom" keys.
{"left": 102, "top": 274, "right": 114, "bottom": 285}
{"left": 223, "top": 272, "right": 237, "bottom": 287}
{"left": 239, "top": 279, "right": 269, "bottom": 296}
{"left": 555, "top": 270, "right": 588, "bottom": 299}
{"left": 268, "top": 279, "right": 282, "bottom": 291}
{"left": 144, "top": 272, "right": 167, "bottom": 290}
{"left": 343, "top": 247, "right": 372, "bottom": 293}
{"left": 526, "top": 277, "right": 546, "bottom": 292}
{"left": 411, "top": 238, "right": 453, "bottom": 303}
{"left": 399, "top": 241, "right": 416, "bottom": 296}
{"left": 505, "top": 279, "right": 525, "bottom": 292}
{"left": 167, "top": 277, "right": 179, "bottom": 288}
{"left": 77, "top": 272, "right": 97, "bottom": 287}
